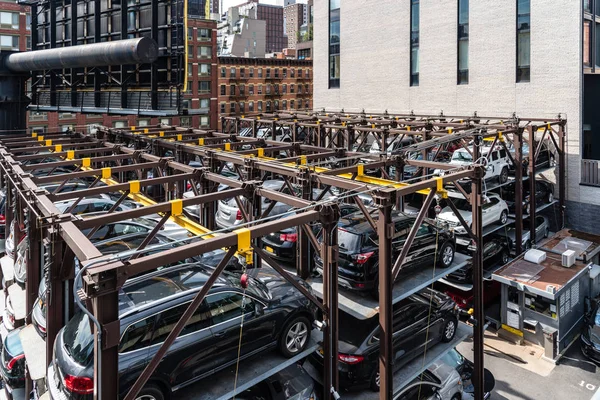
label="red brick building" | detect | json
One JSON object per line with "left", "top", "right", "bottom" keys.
{"left": 217, "top": 57, "right": 312, "bottom": 127}
{"left": 0, "top": 1, "right": 219, "bottom": 134}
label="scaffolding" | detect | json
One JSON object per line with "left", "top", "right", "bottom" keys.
{"left": 0, "top": 111, "right": 566, "bottom": 400}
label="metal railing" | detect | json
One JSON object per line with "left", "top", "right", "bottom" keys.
{"left": 582, "top": 159, "right": 600, "bottom": 186}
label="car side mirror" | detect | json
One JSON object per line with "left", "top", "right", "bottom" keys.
{"left": 434, "top": 392, "right": 442, "bottom": 400}
{"left": 255, "top": 302, "right": 264, "bottom": 316}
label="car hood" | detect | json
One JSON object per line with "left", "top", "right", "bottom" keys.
{"left": 438, "top": 208, "right": 472, "bottom": 225}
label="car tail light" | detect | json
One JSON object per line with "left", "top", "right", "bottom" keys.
{"left": 338, "top": 353, "right": 364, "bottom": 364}
{"left": 38, "top": 324, "right": 46, "bottom": 334}
{"left": 280, "top": 233, "right": 298, "bottom": 242}
{"left": 186, "top": 183, "right": 192, "bottom": 190}
{"left": 0, "top": 215, "right": 5, "bottom": 224}
{"left": 17, "top": 234, "right": 26, "bottom": 245}
{"left": 8, "top": 312, "right": 14, "bottom": 326}
{"left": 236, "top": 210, "right": 243, "bottom": 220}
{"left": 6, "top": 354, "right": 24, "bottom": 371}
{"left": 64, "top": 374, "right": 94, "bottom": 395}
{"left": 355, "top": 252, "right": 374, "bottom": 264}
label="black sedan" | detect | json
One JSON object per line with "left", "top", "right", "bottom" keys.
{"left": 315, "top": 211, "right": 455, "bottom": 298}
{"left": 581, "top": 298, "right": 600, "bottom": 364}
{"left": 307, "top": 288, "right": 459, "bottom": 392}
{"left": 0, "top": 326, "right": 25, "bottom": 395}
{"left": 504, "top": 180, "right": 554, "bottom": 215}
{"left": 48, "top": 264, "right": 317, "bottom": 400}
{"left": 445, "top": 238, "right": 509, "bottom": 284}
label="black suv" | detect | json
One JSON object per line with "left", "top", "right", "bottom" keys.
{"left": 445, "top": 238, "right": 509, "bottom": 284}
{"left": 48, "top": 264, "right": 317, "bottom": 400}
{"left": 315, "top": 212, "right": 455, "bottom": 297}
{"left": 503, "top": 180, "right": 554, "bottom": 215}
{"left": 307, "top": 288, "right": 459, "bottom": 392}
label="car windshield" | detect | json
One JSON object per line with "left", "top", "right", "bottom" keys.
{"left": 337, "top": 229, "right": 363, "bottom": 253}
{"left": 595, "top": 309, "right": 600, "bottom": 327}
{"left": 452, "top": 151, "right": 473, "bottom": 162}
{"left": 63, "top": 312, "right": 94, "bottom": 365}
{"left": 439, "top": 348, "right": 464, "bottom": 370}
{"left": 450, "top": 198, "right": 471, "bottom": 212}
{"left": 339, "top": 312, "right": 378, "bottom": 347}
{"left": 119, "top": 267, "right": 209, "bottom": 314}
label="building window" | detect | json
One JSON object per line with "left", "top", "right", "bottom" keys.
{"left": 266, "top": 84, "right": 271, "bottom": 94}
{"left": 274, "top": 68, "right": 279, "bottom": 78}
{"left": 160, "top": 118, "right": 172, "bottom": 126}
{"left": 329, "top": 1, "right": 340, "bottom": 88}
{"left": 186, "top": 81, "right": 193, "bottom": 94}
{"left": 258, "top": 68, "right": 263, "bottom": 78}
{"left": 230, "top": 84, "right": 236, "bottom": 96}
{"left": 198, "top": 46, "right": 211, "bottom": 59}
{"left": 584, "top": 21, "right": 592, "bottom": 68}
{"left": 596, "top": 23, "right": 600, "bottom": 68}
{"left": 282, "top": 100, "right": 287, "bottom": 109}
{"left": 266, "top": 101, "right": 271, "bottom": 112}
{"left": 30, "top": 126, "right": 46, "bottom": 134}
{"left": 306, "top": 69, "right": 310, "bottom": 79}
{"left": 200, "top": 98, "right": 210, "bottom": 108}
{"left": 249, "top": 85, "right": 254, "bottom": 95}
{"left": 239, "top": 85, "right": 245, "bottom": 96}
{"left": 585, "top": 0, "right": 592, "bottom": 13}
{"left": 249, "top": 101, "right": 254, "bottom": 112}
{"left": 0, "top": 35, "right": 19, "bottom": 51}
{"left": 283, "top": 84, "right": 287, "bottom": 94}
{"left": 199, "top": 63, "right": 211, "bottom": 76}
{"left": 113, "top": 121, "right": 127, "bottom": 128}
{"left": 0, "top": 12, "right": 19, "bottom": 30}
{"left": 188, "top": 28, "right": 194, "bottom": 41}
{"left": 298, "top": 85, "right": 303, "bottom": 95}
{"left": 180, "top": 117, "right": 191, "bottom": 127}
{"left": 220, "top": 103, "right": 226, "bottom": 113}
{"left": 239, "top": 102, "right": 245, "bottom": 113}
{"left": 198, "top": 81, "right": 210, "bottom": 93}
{"left": 188, "top": 45, "right": 194, "bottom": 58}
{"left": 298, "top": 69, "right": 303, "bottom": 78}
{"left": 26, "top": 36, "right": 31, "bottom": 50}
{"left": 305, "top": 84, "right": 310, "bottom": 93}
{"left": 198, "top": 28, "right": 211, "bottom": 41}
{"left": 410, "top": 0, "right": 420, "bottom": 86}
{"left": 230, "top": 67, "right": 236, "bottom": 77}
{"left": 29, "top": 111, "right": 48, "bottom": 121}
{"left": 274, "top": 100, "right": 279, "bottom": 111}
{"left": 266, "top": 68, "right": 271, "bottom": 78}
{"left": 524, "top": 293, "right": 557, "bottom": 319}
{"left": 290, "top": 84, "right": 295, "bottom": 93}
{"left": 258, "top": 101, "right": 263, "bottom": 112}
{"left": 274, "top": 84, "right": 279, "bottom": 95}
{"left": 230, "top": 103, "right": 235, "bottom": 113}
{"left": 305, "top": 100, "right": 310, "bottom": 109}
{"left": 291, "top": 69, "right": 295, "bottom": 78}
{"left": 283, "top": 68, "right": 287, "bottom": 78}
{"left": 188, "top": 63, "right": 193, "bottom": 76}
{"left": 58, "top": 112, "right": 76, "bottom": 120}
{"left": 249, "top": 67, "right": 254, "bottom": 78}
{"left": 221, "top": 67, "right": 226, "bottom": 77}
{"left": 26, "top": 14, "right": 31, "bottom": 31}
{"left": 517, "top": 0, "right": 530, "bottom": 82}
{"left": 258, "top": 84, "right": 263, "bottom": 95}
{"left": 240, "top": 68, "right": 246, "bottom": 78}
{"left": 458, "top": 0, "right": 469, "bottom": 84}
{"left": 200, "top": 116, "right": 209, "bottom": 127}
{"left": 221, "top": 84, "right": 226, "bottom": 95}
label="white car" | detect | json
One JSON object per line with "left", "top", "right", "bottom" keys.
{"left": 444, "top": 147, "right": 512, "bottom": 183}
{"left": 437, "top": 193, "right": 509, "bottom": 242}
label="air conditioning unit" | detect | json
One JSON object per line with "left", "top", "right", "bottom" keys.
{"left": 562, "top": 250, "right": 576, "bottom": 268}
{"left": 525, "top": 249, "right": 546, "bottom": 264}
{"left": 546, "top": 285, "right": 557, "bottom": 294}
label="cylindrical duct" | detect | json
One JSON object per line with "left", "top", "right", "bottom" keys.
{"left": 4, "top": 37, "right": 158, "bottom": 72}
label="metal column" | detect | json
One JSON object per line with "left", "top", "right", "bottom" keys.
{"left": 514, "top": 129, "right": 524, "bottom": 254}
{"left": 471, "top": 139, "right": 485, "bottom": 400}
{"left": 94, "top": 276, "right": 120, "bottom": 400}
{"left": 377, "top": 190, "right": 395, "bottom": 400}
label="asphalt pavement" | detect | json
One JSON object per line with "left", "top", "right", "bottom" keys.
{"left": 457, "top": 336, "right": 600, "bottom": 400}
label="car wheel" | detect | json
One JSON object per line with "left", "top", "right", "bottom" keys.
{"left": 442, "top": 318, "right": 458, "bottom": 343}
{"left": 279, "top": 315, "right": 311, "bottom": 358}
{"left": 451, "top": 394, "right": 461, "bottom": 400}
{"left": 501, "top": 251, "right": 510, "bottom": 265}
{"left": 499, "top": 167, "right": 509, "bottom": 184}
{"left": 370, "top": 370, "right": 380, "bottom": 392}
{"left": 499, "top": 210, "right": 508, "bottom": 225}
{"left": 135, "top": 384, "right": 165, "bottom": 400}
{"left": 438, "top": 242, "right": 455, "bottom": 268}
{"left": 548, "top": 192, "right": 554, "bottom": 204}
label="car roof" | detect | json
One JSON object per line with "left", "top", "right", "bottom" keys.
{"left": 339, "top": 211, "right": 415, "bottom": 234}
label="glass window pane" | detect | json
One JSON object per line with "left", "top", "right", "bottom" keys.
{"left": 585, "top": 21, "right": 592, "bottom": 67}
{"left": 458, "top": 0, "right": 469, "bottom": 25}
{"left": 458, "top": 40, "right": 469, "bottom": 70}
{"left": 411, "top": 1, "right": 420, "bottom": 33}
{"left": 596, "top": 23, "right": 600, "bottom": 68}
{"left": 329, "top": 55, "right": 340, "bottom": 79}
{"left": 330, "top": 0, "right": 340, "bottom": 10}
{"left": 518, "top": 32, "right": 531, "bottom": 67}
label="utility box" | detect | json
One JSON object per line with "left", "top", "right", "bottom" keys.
{"left": 542, "top": 326, "right": 558, "bottom": 360}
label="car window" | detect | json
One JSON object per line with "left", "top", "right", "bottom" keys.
{"left": 416, "top": 224, "right": 430, "bottom": 237}
{"left": 491, "top": 151, "right": 499, "bottom": 161}
{"left": 72, "top": 203, "right": 90, "bottom": 214}
{"left": 86, "top": 226, "right": 110, "bottom": 241}
{"left": 400, "top": 383, "right": 437, "bottom": 400}
{"left": 392, "top": 305, "right": 414, "bottom": 333}
{"left": 120, "top": 317, "right": 155, "bottom": 353}
{"left": 113, "top": 223, "right": 149, "bottom": 237}
{"left": 408, "top": 304, "right": 429, "bottom": 322}
{"left": 150, "top": 301, "right": 213, "bottom": 345}
{"left": 92, "top": 201, "right": 112, "bottom": 212}
{"left": 499, "top": 149, "right": 507, "bottom": 158}
{"left": 207, "top": 292, "right": 254, "bottom": 324}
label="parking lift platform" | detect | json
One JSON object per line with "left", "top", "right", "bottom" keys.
{"left": 180, "top": 330, "right": 322, "bottom": 400}
{"left": 309, "top": 252, "right": 471, "bottom": 320}
{"left": 19, "top": 324, "right": 47, "bottom": 380}
{"left": 304, "top": 323, "right": 472, "bottom": 400}
{"left": 0, "top": 255, "right": 14, "bottom": 284}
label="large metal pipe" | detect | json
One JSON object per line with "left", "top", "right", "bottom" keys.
{"left": 4, "top": 37, "right": 158, "bottom": 72}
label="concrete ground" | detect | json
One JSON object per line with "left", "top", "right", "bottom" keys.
{"left": 457, "top": 335, "right": 600, "bottom": 400}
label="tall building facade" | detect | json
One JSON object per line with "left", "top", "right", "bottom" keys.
{"left": 1, "top": 3, "right": 219, "bottom": 133}
{"left": 284, "top": 2, "right": 305, "bottom": 49}
{"left": 313, "top": 0, "right": 598, "bottom": 232}
{"left": 217, "top": 57, "right": 312, "bottom": 127}
{"left": 237, "top": 1, "right": 287, "bottom": 53}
